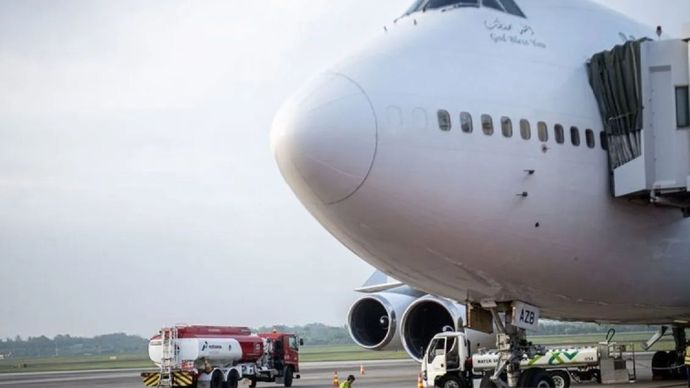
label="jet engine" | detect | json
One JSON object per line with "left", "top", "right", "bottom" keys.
{"left": 400, "top": 295, "right": 495, "bottom": 362}
{"left": 347, "top": 291, "right": 418, "bottom": 350}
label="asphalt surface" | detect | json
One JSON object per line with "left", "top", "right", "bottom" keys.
{"left": 0, "top": 355, "right": 686, "bottom": 388}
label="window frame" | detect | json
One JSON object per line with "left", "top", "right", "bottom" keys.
{"left": 481, "top": 114, "right": 494, "bottom": 136}
{"left": 585, "top": 129, "right": 595, "bottom": 148}
{"left": 554, "top": 124, "right": 565, "bottom": 144}
{"left": 600, "top": 131, "right": 608, "bottom": 151}
{"left": 501, "top": 116, "right": 513, "bottom": 138}
{"left": 570, "top": 126, "right": 581, "bottom": 146}
{"left": 437, "top": 109, "right": 452, "bottom": 132}
{"left": 460, "top": 112, "right": 473, "bottom": 133}
{"left": 519, "top": 119, "right": 531, "bottom": 140}
{"left": 537, "top": 121, "right": 548, "bottom": 142}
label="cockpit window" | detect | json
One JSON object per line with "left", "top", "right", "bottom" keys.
{"left": 403, "top": 0, "right": 524, "bottom": 17}
{"left": 498, "top": 0, "right": 526, "bottom": 17}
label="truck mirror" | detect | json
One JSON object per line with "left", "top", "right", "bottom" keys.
{"left": 299, "top": 339, "right": 304, "bottom": 346}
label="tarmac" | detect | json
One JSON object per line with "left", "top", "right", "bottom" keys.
{"left": 0, "top": 355, "right": 686, "bottom": 388}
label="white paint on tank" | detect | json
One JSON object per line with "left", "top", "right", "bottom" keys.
{"left": 149, "top": 338, "right": 244, "bottom": 365}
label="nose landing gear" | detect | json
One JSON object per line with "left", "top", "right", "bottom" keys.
{"left": 481, "top": 302, "right": 554, "bottom": 388}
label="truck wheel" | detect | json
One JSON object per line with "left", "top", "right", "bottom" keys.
{"left": 549, "top": 370, "right": 570, "bottom": 388}
{"left": 210, "top": 370, "right": 225, "bottom": 388}
{"left": 518, "top": 368, "right": 555, "bottom": 388}
{"left": 248, "top": 378, "right": 257, "bottom": 388}
{"left": 440, "top": 375, "right": 465, "bottom": 388}
{"left": 224, "top": 371, "right": 239, "bottom": 388}
{"left": 283, "top": 367, "right": 293, "bottom": 387}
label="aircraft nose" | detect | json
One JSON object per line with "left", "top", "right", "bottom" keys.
{"left": 271, "top": 73, "right": 377, "bottom": 205}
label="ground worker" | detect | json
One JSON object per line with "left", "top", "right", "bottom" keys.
{"left": 685, "top": 344, "right": 690, "bottom": 387}
{"left": 339, "top": 374, "right": 355, "bottom": 388}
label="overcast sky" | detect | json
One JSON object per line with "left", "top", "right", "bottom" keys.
{"left": 1, "top": 1, "right": 689, "bottom": 339}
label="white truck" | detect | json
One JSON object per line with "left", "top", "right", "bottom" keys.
{"left": 421, "top": 331, "right": 635, "bottom": 388}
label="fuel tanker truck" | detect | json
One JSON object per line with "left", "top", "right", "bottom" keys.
{"left": 140, "top": 325, "right": 302, "bottom": 388}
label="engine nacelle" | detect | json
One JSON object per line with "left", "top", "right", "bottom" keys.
{"left": 400, "top": 295, "right": 496, "bottom": 362}
{"left": 347, "top": 291, "right": 418, "bottom": 350}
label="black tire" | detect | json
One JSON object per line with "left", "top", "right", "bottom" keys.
{"left": 479, "top": 373, "right": 498, "bottom": 388}
{"left": 283, "top": 367, "right": 293, "bottom": 387}
{"left": 210, "top": 370, "right": 225, "bottom": 388}
{"left": 518, "top": 368, "right": 555, "bottom": 388}
{"left": 549, "top": 370, "right": 570, "bottom": 388}
{"left": 652, "top": 350, "right": 670, "bottom": 380}
{"left": 440, "top": 375, "right": 466, "bottom": 388}
{"left": 224, "top": 371, "right": 239, "bottom": 388}
{"left": 248, "top": 378, "right": 257, "bottom": 388}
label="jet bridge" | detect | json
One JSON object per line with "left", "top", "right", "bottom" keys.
{"left": 588, "top": 35, "right": 690, "bottom": 215}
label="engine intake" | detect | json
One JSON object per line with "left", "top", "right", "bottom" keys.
{"left": 401, "top": 296, "right": 464, "bottom": 361}
{"left": 347, "top": 292, "right": 417, "bottom": 350}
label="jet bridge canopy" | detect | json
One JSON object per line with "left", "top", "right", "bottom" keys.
{"left": 588, "top": 38, "right": 690, "bottom": 213}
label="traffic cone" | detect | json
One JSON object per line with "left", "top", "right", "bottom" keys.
{"left": 332, "top": 371, "right": 339, "bottom": 387}
{"left": 417, "top": 373, "right": 424, "bottom": 388}
{"left": 360, "top": 363, "right": 365, "bottom": 375}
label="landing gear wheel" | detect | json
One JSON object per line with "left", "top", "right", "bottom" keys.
{"left": 518, "top": 368, "right": 555, "bottom": 388}
{"left": 210, "top": 370, "right": 225, "bottom": 388}
{"left": 283, "top": 367, "right": 293, "bottom": 387}
{"left": 440, "top": 375, "right": 465, "bottom": 388}
{"left": 548, "top": 370, "right": 570, "bottom": 388}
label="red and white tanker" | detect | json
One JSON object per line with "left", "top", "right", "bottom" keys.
{"left": 141, "top": 325, "right": 302, "bottom": 388}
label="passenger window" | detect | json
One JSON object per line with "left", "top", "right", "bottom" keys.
{"left": 677, "top": 86, "right": 689, "bottom": 128}
{"left": 555, "top": 124, "right": 564, "bottom": 144}
{"left": 537, "top": 122, "right": 548, "bottom": 142}
{"left": 461, "top": 112, "right": 473, "bottom": 133}
{"left": 519, "top": 119, "right": 531, "bottom": 140}
{"left": 600, "top": 132, "right": 608, "bottom": 150}
{"left": 501, "top": 116, "right": 513, "bottom": 138}
{"left": 437, "top": 110, "right": 451, "bottom": 132}
{"left": 570, "top": 126, "right": 581, "bottom": 146}
{"left": 585, "top": 129, "right": 595, "bottom": 148}
{"left": 481, "top": 115, "right": 494, "bottom": 136}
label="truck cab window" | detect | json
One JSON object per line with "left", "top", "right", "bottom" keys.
{"left": 427, "top": 338, "right": 445, "bottom": 362}
{"left": 289, "top": 336, "right": 298, "bottom": 350}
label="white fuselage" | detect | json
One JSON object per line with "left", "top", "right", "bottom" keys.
{"left": 271, "top": 0, "right": 690, "bottom": 324}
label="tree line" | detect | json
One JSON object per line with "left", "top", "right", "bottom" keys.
{"left": 0, "top": 322, "right": 656, "bottom": 358}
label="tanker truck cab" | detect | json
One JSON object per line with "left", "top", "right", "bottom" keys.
{"left": 257, "top": 332, "right": 303, "bottom": 386}
{"left": 422, "top": 332, "right": 473, "bottom": 388}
